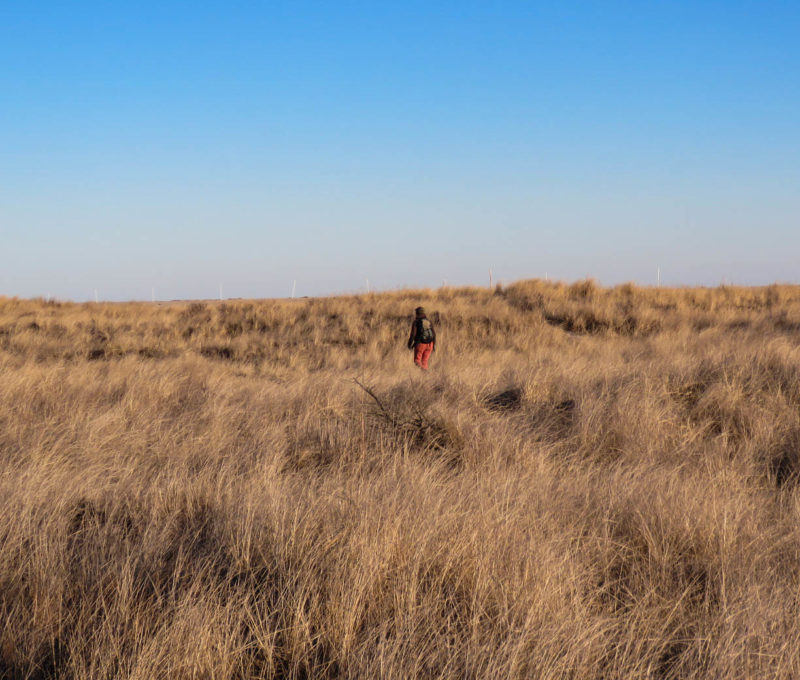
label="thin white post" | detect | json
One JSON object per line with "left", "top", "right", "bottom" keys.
{"left": 489, "top": 268, "right": 493, "bottom": 289}
{"left": 94, "top": 289, "right": 99, "bottom": 303}
{"left": 657, "top": 266, "right": 661, "bottom": 287}
{"left": 291, "top": 280, "right": 296, "bottom": 298}
{"left": 545, "top": 272, "right": 548, "bottom": 281}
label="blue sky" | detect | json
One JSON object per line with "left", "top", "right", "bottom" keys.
{"left": 2, "top": 1, "right": 798, "bottom": 300}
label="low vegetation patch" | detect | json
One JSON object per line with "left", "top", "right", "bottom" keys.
{"left": 1, "top": 280, "right": 800, "bottom": 678}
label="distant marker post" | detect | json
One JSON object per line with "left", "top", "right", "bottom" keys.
{"left": 291, "top": 280, "right": 296, "bottom": 298}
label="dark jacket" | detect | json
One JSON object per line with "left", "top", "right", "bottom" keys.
{"left": 408, "top": 315, "right": 436, "bottom": 350}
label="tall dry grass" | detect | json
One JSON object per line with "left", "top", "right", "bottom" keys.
{"left": 2, "top": 280, "right": 800, "bottom": 678}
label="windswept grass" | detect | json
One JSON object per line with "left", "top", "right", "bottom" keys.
{"left": 2, "top": 280, "right": 800, "bottom": 678}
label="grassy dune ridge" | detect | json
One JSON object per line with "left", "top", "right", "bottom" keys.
{"left": 2, "top": 279, "right": 800, "bottom": 678}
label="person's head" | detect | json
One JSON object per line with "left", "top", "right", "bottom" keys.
{"left": 415, "top": 306, "right": 425, "bottom": 317}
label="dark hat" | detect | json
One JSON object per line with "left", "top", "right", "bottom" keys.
{"left": 415, "top": 306, "right": 425, "bottom": 316}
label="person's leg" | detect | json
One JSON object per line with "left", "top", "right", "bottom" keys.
{"left": 419, "top": 342, "right": 433, "bottom": 370}
{"left": 414, "top": 343, "right": 425, "bottom": 368}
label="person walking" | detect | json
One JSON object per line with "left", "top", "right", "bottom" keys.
{"left": 408, "top": 306, "right": 436, "bottom": 370}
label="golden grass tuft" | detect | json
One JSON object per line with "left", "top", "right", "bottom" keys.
{"left": 2, "top": 280, "right": 800, "bottom": 678}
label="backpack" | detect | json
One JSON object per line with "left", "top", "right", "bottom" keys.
{"left": 416, "top": 317, "right": 434, "bottom": 343}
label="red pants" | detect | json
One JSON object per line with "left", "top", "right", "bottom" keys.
{"left": 413, "top": 342, "right": 433, "bottom": 370}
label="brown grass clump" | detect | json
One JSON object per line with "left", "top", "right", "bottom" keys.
{"left": 2, "top": 280, "right": 800, "bottom": 678}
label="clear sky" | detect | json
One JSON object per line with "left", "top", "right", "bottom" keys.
{"left": 2, "top": 1, "right": 799, "bottom": 301}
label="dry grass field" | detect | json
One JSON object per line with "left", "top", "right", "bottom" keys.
{"left": 3, "top": 279, "right": 800, "bottom": 679}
